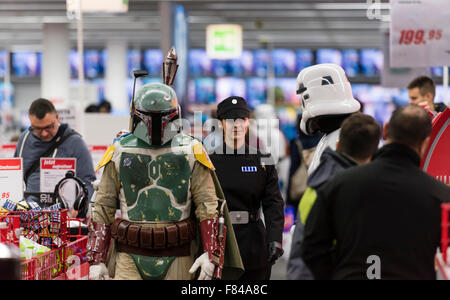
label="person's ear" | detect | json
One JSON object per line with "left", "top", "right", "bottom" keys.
{"left": 336, "top": 140, "right": 340, "bottom": 151}
{"left": 56, "top": 113, "right": 60, "bottom": 122}
{"left": 382, "top": 122, "right": 389, "bottom": 140}
{"left": 419, "top": 136, "right": 431, "bottom": 159}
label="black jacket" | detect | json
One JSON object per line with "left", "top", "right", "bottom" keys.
{"left": 300, "top": 143, "right": 450, "bottom": 280}
{"left": 210, "top": 143, "right": 285, "bottom": 270}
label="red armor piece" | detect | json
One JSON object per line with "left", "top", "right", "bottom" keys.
{"left": 86, "top": 221, "right": 111, "bottom": 265}
{"left": 200, "top": 218, "right": 227, "bottom": 279}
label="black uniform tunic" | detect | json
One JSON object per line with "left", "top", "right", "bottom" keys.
{"left": 210, "top": 143, "right": 285, "bottom": 275}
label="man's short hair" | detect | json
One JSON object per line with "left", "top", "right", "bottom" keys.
{"left": 99, "top": 100, "right": 112, "bottom": 112}
{"left": 387, "top": 105, "right": 432, "bottom": 148}
{"left": 29, "top": 98, "right": 56, "bottom": 119}
{"left": 339, "top": 113, "right": 381, "bottom": 160}
{"left": 407, "top": 76, "right": 436, "bottom": 99}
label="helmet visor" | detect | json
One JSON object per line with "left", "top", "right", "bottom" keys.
{"left": 134, "top": 108, "right": 179, "bottom": 145}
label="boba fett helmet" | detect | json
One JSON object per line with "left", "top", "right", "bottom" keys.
{"left": 131, "top": 82, "right": 181, "bottom": 146}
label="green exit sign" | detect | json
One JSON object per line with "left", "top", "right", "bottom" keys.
{"left": 207, "top": 24, "right": 242, "bottom": 59}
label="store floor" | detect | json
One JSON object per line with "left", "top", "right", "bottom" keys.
{"left": 270, "top": 257, "right": 287, "bottom": 280}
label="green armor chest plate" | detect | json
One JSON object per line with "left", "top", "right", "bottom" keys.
{"left": 119, "top": 150, "right": 191, "bottom": 222}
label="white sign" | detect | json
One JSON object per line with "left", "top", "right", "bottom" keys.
{"left": 57, "top": 106, "right": 79, "bottom": 132}
{"left": 390, "top": 0, "right": 450, "bottom": 68}
{"left": 88, "top": 145, "right": 108, "bottom": 179}
{"left": 67, "top": 0, "right": 128, "bottom": 14}
{"left": 206, "top": 24, "right": 243, "bottom": 59}
{"left": 0, "top": 158, "right": 24, "bottom": 206}
{"left": 382, "top": 31, "right": 431, "bottom": 88}
{"left": 0, "top": 144, "right": 17, "bottom": 158}
{"left": 40, "top": 158, "right": 76, "bottom": 193}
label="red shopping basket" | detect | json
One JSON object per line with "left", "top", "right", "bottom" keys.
{"left": 442, "top": 203, "right": 450, "bottom": 264}
{"left": 0, "top": 209, "right": 89, "bottom": 280}
{"left": 0, "top": 209, "right": 68, "bottom": 249}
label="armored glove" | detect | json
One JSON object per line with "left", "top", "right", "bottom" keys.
{"left": 267, "top": 241, "right": 284, "bottom": 265}
{"left": 189, "top": 252, "right": 215, "bottom": 280}
{"left": 89, "top": 263, "right": 110, "bottom": 280}
{"left": 86, "top": 221, "right": 111, "bottom": 280}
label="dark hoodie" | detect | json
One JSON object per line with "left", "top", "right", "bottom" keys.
{"left": 307, "top": 146, "right": 358, "bottom": 190}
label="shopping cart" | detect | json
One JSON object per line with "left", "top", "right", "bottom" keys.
{"left": 0, "top": 209, "right": 89, "bottom": 280}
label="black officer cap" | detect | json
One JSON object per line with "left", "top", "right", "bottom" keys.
{"left": 217, "top": 96, "right": 250, "bottom": 120}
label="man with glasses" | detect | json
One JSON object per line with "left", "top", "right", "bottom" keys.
{"left": 14, "top": 98, "right": 95, "bottom": 218}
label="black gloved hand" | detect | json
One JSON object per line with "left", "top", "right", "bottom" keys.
{"left": 267, "top": 241, "right": 284, "bottom": 265}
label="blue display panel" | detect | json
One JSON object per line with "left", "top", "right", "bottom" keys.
{"left": 316, "top": 49, "right": 342, "bottom": 66}
{"left": 143, "top": 49, "right": 163, "bottom": 77}
{"left": 253, "top": 49, "right": 269, "bottom": 77}
{"left": 272, "top": 49, "right": 296, "bottom": 76}
{"left": 246, "top": 77, "right": 267, "bottom": 109}
{"left": 215, "top": 77, "right": 246, "bottom": 103}
{"left": 0, "top": 51, "right": 7, "bottom": 78}
{"left": 187, "top": 77, "right": 216, "bottom": 104}
{"left": 0, "top": 82, "right": 14, "bottom": 108}
{"left": 342, "top": 49, "right": 360, "bottom": 77}
{"left": 360, "top": 49, "right": 383, "bottom": 76}
{"left": 12, "top": 52, "right": 41, "bottom": 77}
{"left": 189, "top": 49, "right": 212, "bottom": 76}
{"left": 273, "top": 78, "right": 300, "bottom": 106}
{"left": 127, "top": 50, "right": 142, "bottom": 77}
{"left": 295, "top": 49, "right": 314, "bottom": 73}
{"left": 84, "top": 50, "right": 102, "bottom": 78}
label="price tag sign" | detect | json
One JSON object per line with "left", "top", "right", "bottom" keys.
{"left": 88, "top": 145, "right": 108, "bottom": 179}
{"left": 40, "top": 158, "right": 76, "bottom": 193}
{"left": 0, "top": 144, "right": 17, "bottom": 158}
{"left": 390, "top": 0, "right": 450, "bottom": 68}
{"left": 0, "top": 158, "right": 24, "bottom": 206}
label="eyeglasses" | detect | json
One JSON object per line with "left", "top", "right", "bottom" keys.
{"left": 31, "top": 122, "right": 56, "bottom": 134}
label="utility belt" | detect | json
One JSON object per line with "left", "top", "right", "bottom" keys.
{"left": 111, "top": 218, "right": 196, "bottom": 257}
{"left": 229, "top": 210, "right": 260, "bottom": 225}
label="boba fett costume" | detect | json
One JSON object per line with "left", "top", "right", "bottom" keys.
{"left": 87, "top": 81, "right": 243, "bottom": 280}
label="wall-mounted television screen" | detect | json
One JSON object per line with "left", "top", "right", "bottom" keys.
{"left": 316, "top": 48, "right": 342, "bottom": 66}
{"left": 216, "top": 77, "right": 246, "bottom": 103}
{"left": 253, "top": 50, "right": 269, "bottom": 77}
{"left": 273, "top": 78, "right": 299, "bottom": 106}
{"left": 295, "top": 49, "right": 313, "bottom": 73}
{"left": 0, "top": 51, "right": 7, "bottom": 78}
{"left": 189, "top": 49, "right": 212, "bottom": 76}
{"left": 143, "top": 49, "right": 163, "bottom": 77}
{"left": 84, "top": 50, "right": 102, "bottom": 78}
{"left": 127, "top": 49, "right": 142, "bottom": 77}
{"left": 360, "top": 49, "right": 383, "bottom": 76}
{"left": 342, "top": 49, "right": 359, "bottom": 77}
{"left": 246, "top": 77, "right": 267, "bottom": 109}
{"left": 272, "top": 49, "right": 296, "bottom": 76}
{"left": 12, "top": 51, "right": 41, "bottom": 77}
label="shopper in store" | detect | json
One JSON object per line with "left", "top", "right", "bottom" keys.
{"left": 287, "top": 113, "right": 381, "bottom": 280}
{"left": 209, "top": 96, "right": 285, "bottom": 280}
{"left": 296, "top": 64, "right": 361, "bottom": 176}
{"left": 300, "top": 105, "right": 450, "bottom": 280}
{"left": 408, "top": 75, "right": 448, "bottom": 115}
{"left": 98, "top": 99, "right": 112, "bottom": 113}
{"left": 14, "top": 98, "right": 95, "bottom": 218}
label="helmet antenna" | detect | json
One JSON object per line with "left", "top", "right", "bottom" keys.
{"left": 129, "top": 70, "right": 149, "bottom": 131}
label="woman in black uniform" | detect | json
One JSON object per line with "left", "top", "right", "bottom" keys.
{"left": 209, "top": 96, "right": 285, "bottom": 280}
